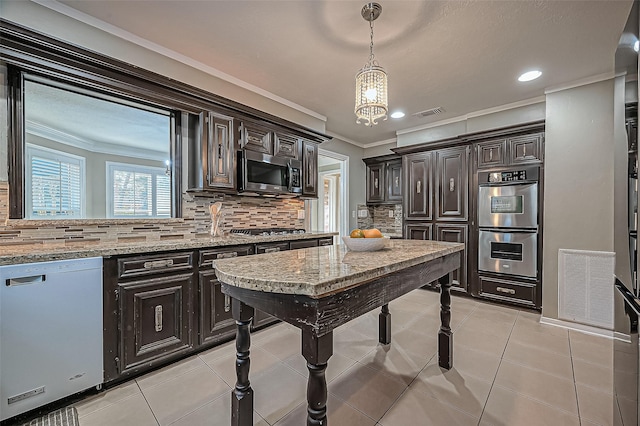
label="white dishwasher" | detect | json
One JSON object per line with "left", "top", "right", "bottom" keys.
{"left": 0, "top": 257, "right": 103, "bottom": 421}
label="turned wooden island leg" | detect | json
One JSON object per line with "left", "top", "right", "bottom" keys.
{"left": 231, "top": 299, "right": 255, "bottom": 426}
{"left": 438, "top": 273, "right": 453, "bottom": 370}
{"left": 379, "top": 304, "right": 391, "bottom": 344}
{"left": 302, "top": 330, "right": 333, "bottom": 426}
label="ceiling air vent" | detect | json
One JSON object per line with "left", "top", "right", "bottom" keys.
{"left": 413, "top": 107, "right": 445, "bottom": 118}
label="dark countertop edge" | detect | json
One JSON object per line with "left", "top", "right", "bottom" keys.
{"left": 0, "top": 232, "right": 338, "bottom": 265}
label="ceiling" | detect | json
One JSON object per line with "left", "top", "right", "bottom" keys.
{"left": 52, "top": 0, "right": 633, "bottom": 146}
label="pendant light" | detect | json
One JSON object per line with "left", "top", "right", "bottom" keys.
{"left": 355, "top": 2, "right": 388, "bottom": 126}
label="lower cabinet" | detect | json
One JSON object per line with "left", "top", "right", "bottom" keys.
{"left": 405, "top": 222, "right": 468, "bottom": 292}
{"left": 119, "top": 272, "right": 194, "bottom": 375}
{"left": 103, "top": 237, "right": 334, "bottom": 383}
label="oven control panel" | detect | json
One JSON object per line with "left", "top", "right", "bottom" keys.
{"left": 488, "top": 170, "right": 527, "bottom": 183}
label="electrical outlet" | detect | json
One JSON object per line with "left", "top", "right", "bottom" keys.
{"left": 388, "top": 210, "right": 394, "bottom": 218}
{"left": 358, "top": 209, "right": 368, "bottom": 218}
{"left": 352, "top": 211, "right": 356, "bottom": 218}
{"left": 297, "top": 210, "right": 305, "bottom": 219}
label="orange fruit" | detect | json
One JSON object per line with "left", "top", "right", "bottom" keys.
{"left": 362, "top": 228, "right": 383, "bottom": 238}
{"left": 350, "top": 229, "right": 365, "bottom": 238}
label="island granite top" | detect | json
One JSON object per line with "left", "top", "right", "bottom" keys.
{"left": 0, "top": 231, "right": 337, "bottom": 265}
{"left": 214, "top": 240, "right": 464, "bottom": 299}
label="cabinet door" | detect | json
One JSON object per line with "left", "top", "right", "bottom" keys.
{"left": 366, "top": 163, "right": 385, "bottom": 203}
{"left": 436, "top": 146, "right": 468, "bottom": 221}
{"left": 302, "top": 140, "right": 318, "bottom": 198}
{"left": 509, "top": 133, "right": 543, "bottom": 164}
{"left": 404, "top": 152, "right": 433, "bottom": 219}
{"left": 199, "top": 270, "right": 235, "bottom": 346}
{"left": 255, "top": 241, "right": 290, "bottom": 254}
{"left": 404, "top": 223, "right": 432, "bottom": 240}
{"left": 476, "top": 139, "right": 506, "bottom": 169}
{"left": 119, "top": 273, "right": 193, "bottom": 373}
{"left": 436, "top": 224, "right": 468, "bottom": 292}
{"left": 386, "top": 161, "right": 403, "bottom": 203}
{"left": 273, "top": 132, "right": 301, "bottom": 159}
{"left": 205, "top": 112, "right": 236, "bottom": 190}
{"left": 241, "top": 121, "right": 272, "bottom": 154}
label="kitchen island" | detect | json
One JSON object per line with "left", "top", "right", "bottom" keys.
{"left": 214, "top": 239, "right": 464, "bottom": 426}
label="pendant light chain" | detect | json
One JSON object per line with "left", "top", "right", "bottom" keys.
{"left": 369, "top": 15, "right": 375, "bottom": 64}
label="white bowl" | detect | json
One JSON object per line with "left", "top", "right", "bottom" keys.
{"left": 341, "top": 236, "right": 389, "bottom": 252}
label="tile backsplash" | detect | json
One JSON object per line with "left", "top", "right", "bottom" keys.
{"left": 356, "top": 204, "right": 403, "bottom": 237}
{"left": 0, "top": 181, "right": 305, "bottom": 245}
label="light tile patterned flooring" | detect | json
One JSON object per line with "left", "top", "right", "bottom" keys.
{"left": 71, "top": 290, "right": 616, "bottom": 426}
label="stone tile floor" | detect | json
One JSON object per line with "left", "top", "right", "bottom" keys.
{"left": 70, "top": 290, "right": 616, "bottom": 425}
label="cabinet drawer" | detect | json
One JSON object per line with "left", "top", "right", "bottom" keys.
{"left": 478, "top": 276, "right": 536, "bottom": 307}
{"left": 318, "top": 237, "right": 334, "bottom": 246}
{"left": 255, "top": 241, "right": 290, "bottom": 254}
{"left": 273, "top": 133, "right": 301, "bottom": 159}
{"left": 118, "top": 252, "right": 194, "bottom": 279}
{"left": 199, "top": 245, "right": 254, "bottom": 268}
{"left": 290, "top": 239, "right": 319, "bottom": 250}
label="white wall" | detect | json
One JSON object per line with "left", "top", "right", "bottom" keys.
{"left": 363, "top": 142, "right": 397, "bottom": 159}
{"left": 542, "top": 78, "right": 615, "bottom": 320}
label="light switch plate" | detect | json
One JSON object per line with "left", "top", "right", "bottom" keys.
{"left": 297, "top": 210, "right": 305, "bottom": 219}
{"left": 388, "top": 210, "right": 394, "bottom": 218}
{"left": 357, "top": 209, "right": 368, "bottom": 218}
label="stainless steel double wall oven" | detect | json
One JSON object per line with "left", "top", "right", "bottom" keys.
{"left": 477, "top": 166, "right": 541, "bottom": 307}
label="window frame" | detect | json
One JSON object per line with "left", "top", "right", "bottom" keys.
{"left": 7, "top": 66, "right": 183, "bottom": 220}
{"left": 106, "top": 161, "right": 171, "bottom": 219}
{"left": 25, "top": 143, "right": 86, "bottom": 219}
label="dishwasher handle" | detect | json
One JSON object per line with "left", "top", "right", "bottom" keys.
{"left": 6, "top": 275, "right": 46, "bottom": 287}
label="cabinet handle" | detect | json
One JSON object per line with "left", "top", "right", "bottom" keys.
{"left": 489, "top": 149, "right": 493, "bottom": 161}
{"left": 224, "top": 295, "right": 231, "bottom": 313}
{"left": 143, "top": 259, "right": 174, "bottom": 269}
{"left": 264, "top": 247, "right": 280, "bottom": 253}
{"left": 155, "top": 305, "right": 163, "bottom": 332}
{"left": 416, "top": 180, "right": 421, "bottom": 194}
{"left": 374, "top": 177, "right": 379, "bottom": 189}
{"left": 217, "top": 252, "right": 238, "bottom": 259}
{"left": 496, "top": 287, "right": 516, "bottom": 295}
{"left": 395, "top": 177, "right": 399, "bottom": 188}
{"left": 449, "top": 178, "right": 455, "bottom": 192}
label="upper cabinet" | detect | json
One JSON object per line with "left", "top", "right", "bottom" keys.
{"left": 240, "top": 121, "right": 272, "bottom": 155}
{"left": 363, "top": 156, "right": 402, "bottom": 205}
{"left": 435, "top": 146, "right": 469, "bottom": 221}
{"left": 301, "top": 140, "right": 318, "bottom": 198}
{"left": 476, "top": 132, "right": 544, "bottom": 169}
{"left": 204, "top": 112, "right": 237, "bottom": 191}
{"left": 403, "top": 152, "right": 433, "bottom": 219}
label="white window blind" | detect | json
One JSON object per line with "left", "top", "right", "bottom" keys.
{"left": 107, "top": 162, "right": 171, "bottom": 218}
{"left": 25, "top": 145, "right": 85, "bottom": 219}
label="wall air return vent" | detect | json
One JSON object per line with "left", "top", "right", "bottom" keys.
{"left": 413, "top": 107, "right": 445, "bottom": 118}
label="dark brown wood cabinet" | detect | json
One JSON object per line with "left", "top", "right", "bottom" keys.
{"left": 404, "top": 152, "right": 433, "bottom": 219}
{"left": 404, "top": 223, "right": 432, "bottom": 240}
{"left": 436, "top": 224, "right": 468, "bottom": 291}
{"left": 435, "top": 146, "right": 469, "bottom": 221}
{"left": 203, "top": 111, "right": 237, "bottom": 191}
{"left": 364, "top": 156, "right": 402, "bottom": 205}
{"left": 115, "top": 251, "right": 196, "bottom": 377}
{"left": 240, "top": 121, "right": 273, "bottom": 154}
{"left": 476, "top": 132, "right": 543, "bottom": 169}
{"left": 302, "top": 140, "right": 318, "bottom": 198}
{"left": 198, "top": 245, "right": 254, "bottom": 347}
{"left": 273, "top": 132, "right": 301, "bottom": 159}
{"left": 290, "top": 239, "right": 319, "bottom": 250}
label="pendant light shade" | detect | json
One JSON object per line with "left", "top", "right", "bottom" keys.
{"left": 355, "top": 3, "right": 388, "bottom": 127}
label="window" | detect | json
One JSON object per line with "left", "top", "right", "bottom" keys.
{"left": 25, "top": 145, "right": 85, "bottom": 219}
{"left": 107, "top": 162, "right": 171, "bottom": 218}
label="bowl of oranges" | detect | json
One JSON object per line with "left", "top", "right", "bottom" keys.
{"left": 342, "top": 228, "right": 389, "bottom": 252}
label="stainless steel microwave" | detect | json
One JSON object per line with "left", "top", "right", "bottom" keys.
{"left": 238, "top": 150, "right": 302, "bottom": 196}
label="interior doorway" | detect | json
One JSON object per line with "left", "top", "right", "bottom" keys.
{"left": 307, "top": 149, "right": 349, "bottom": 240}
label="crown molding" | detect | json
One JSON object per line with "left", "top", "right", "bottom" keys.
{"left": 544, "top": 71, "right": 616, "bottom": 94}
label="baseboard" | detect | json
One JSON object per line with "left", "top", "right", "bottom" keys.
{"left": 540, "top": 316, "right": 614, "bottom": 339}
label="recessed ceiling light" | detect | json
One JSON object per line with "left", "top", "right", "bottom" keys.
{"left": 518, "top": 70, "right": 542, "bottom": 82}
{"left": 390, "top": 111, "right": 405, "bottom": 119}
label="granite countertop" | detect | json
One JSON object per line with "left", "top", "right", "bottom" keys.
{"left": 214, "top": 240, "right": 464, "bottom": 299}
{"left": 0, "top": 231, "right": 338, "bottom": 265}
